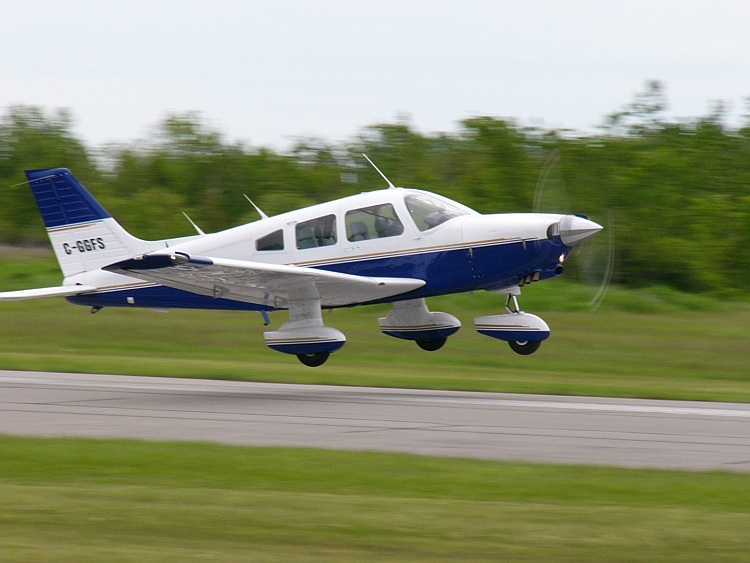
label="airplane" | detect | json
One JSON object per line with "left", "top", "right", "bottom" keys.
{"left": 0, "top": 159, "right": 602, "bottom": 366}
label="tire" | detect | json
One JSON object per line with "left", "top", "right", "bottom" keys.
{"left": 508, "top": 340, "right": 541, "bottom": 355}
{"left": 296, "top": 352, "right": 330, "bottom": 367}
{"left": 416, "top": 337, "right": 447, "bottom": 351}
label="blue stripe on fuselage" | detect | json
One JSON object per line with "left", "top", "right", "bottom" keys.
{"left": 68, "top": 239, "right": 567, "bottom": 311}
{"left": 321, "top": 238, "right": 566, "bottom": 296}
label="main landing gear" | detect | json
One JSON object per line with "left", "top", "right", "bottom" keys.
{"left": 379, "top": 299, "right": 461, "bottom": 351}
{"left": 416, "top": 337, "right": 448, "bottom": 351}
{"left": 264, "top": 296, "right": 345, "bottom": 367}
{"left": 266, "top": 287, "right": 549, "bottom": 366}
{"left": 474, "top": 286, "right": 550, "bottom": 355}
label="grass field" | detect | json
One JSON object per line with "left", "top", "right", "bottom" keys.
{"left": 2, "top": 436, "right": 750, "bottom": 562}
{"left": 2, "top": 248, "right": 749, "bottom": 561}
{"left": 1, "top": 247, "right": 748, "bottom": 402}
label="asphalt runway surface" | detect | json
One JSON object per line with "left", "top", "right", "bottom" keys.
{"left": 1, "top": 370, "right": 749, "bottom": 472}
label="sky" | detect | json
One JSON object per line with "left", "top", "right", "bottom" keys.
{"left": 3, "top": 0, "right": 749, "bottom": 151}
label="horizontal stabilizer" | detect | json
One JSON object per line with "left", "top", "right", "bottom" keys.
{"left": 0, "top": 285, "right": 97, "bottom": 302}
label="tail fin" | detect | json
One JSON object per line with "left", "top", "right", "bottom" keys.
{"left": 25, "top": 168, "right": 157, "bottom": 277}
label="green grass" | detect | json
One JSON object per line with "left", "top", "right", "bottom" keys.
{"left": 1, "top": 436, "right": 749, "bottom": 562}
{"left": 1, "top": 247, "right": 749, "bottom": 402}
{"left": 2, "top": 250, "right": 750, "bottom": 561}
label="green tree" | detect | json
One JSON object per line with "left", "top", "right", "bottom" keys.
{"left": 0, "top": 106, "right": 96, "bottom": 243}
{"left": 3, "top": 86, "right": 750, "bottom": 296}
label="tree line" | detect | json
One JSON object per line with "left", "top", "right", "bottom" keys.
{"left": 2, "top": 82, "right": 750, "bottom": 296}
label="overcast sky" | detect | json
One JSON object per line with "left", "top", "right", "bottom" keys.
{"left": 3, "top": 0, "right": 749, "bottom": 150}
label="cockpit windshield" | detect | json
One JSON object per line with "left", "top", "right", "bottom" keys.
{"left": 404, "top": 192, "right": 473, "bottom": 231}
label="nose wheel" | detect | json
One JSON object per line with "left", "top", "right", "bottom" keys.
{"left": 508, "top": 340, "right": 541, "bottom": 355}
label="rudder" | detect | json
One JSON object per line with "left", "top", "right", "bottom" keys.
{"left": 25, "top": 168, "right": 157, "bottom": 278}
{"left": 27, "top": 168, "right": 111, "bottom": 229}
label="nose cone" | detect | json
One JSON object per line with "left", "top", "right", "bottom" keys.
{"left": 559, "top": 215, "right": 602, "bottom": 246}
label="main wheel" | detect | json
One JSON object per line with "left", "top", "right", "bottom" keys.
{"left": 508, "top": 340, "right": 541, "bottom": 355}
{"left": 416, "top": 337, "right": 447, "bottom": 351}
{"left": 296, "top": 352, "right": 330, "bottom": 367}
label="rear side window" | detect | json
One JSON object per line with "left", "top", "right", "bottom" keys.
{"left": 256, "top": 229, "right": 284, "bottom": 251}
{"left": 296, "top": 215, "right": 337, "bottom": 249}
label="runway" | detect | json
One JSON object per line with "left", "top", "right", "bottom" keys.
{"left": 1, "top": 370, "right": 749, "bottom": 472}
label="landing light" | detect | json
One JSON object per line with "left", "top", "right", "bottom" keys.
{"left": 559, "top": 254, "right": 565, "bottom": 264}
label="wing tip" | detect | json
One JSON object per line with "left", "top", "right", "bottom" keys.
{"left": 0, "top": 284, "right": 97, "bottom": 301}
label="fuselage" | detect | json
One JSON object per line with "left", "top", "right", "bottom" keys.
{"left": 66, "top": 187, "right": 590, "bottom": 311}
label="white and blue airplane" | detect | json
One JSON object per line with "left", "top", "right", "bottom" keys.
{"left": 0, "top": 160, "right": 601, "bottom": 366}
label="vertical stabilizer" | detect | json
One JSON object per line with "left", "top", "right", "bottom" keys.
{"left": 25, "top": 168, "right": 161, "bottom": 277}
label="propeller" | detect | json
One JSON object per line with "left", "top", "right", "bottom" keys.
{"left": 533, "top": 150, "right": 615, "bottom": 311}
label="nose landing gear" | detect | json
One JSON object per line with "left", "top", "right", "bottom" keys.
{"left": 474, "top": 287, "right": 550, "bottom": 355}
{"left": 508, "top": 339, "right": 542, "bottom": 355}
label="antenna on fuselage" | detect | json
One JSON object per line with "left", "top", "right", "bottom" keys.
{"left": 362, "top": 153, "right": 396, "bottom": 189}
{"left": 182, "top": 212, "right": 206, "bottom": 236}
{"left": 243, "top": 194, "right": 270, "bottom": 220}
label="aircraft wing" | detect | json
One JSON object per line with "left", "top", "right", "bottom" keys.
{"left": 104, "top": 253, "right": 425, "bottom": 308}
{"left": 0, "top": 284, "right": 98, "bottom": 301}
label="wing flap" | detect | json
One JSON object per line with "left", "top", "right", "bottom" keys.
{"left": 0, "top": 284, "right": 98, "bottom": 302}
{"left": 104, "top": 253, "right": 424, "bottom": 308}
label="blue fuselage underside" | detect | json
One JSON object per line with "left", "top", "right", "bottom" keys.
{"left": 67, "top": 239, "right": 566, "bottom": 311}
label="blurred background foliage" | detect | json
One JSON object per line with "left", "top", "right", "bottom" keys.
{"left": 2, "top": 81, "right": 749, "bottom": 296}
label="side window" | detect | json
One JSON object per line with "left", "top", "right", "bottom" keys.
{"left": 255, "top": 229, "right": 284, "bottom": 251}
{"left": 296, "top": 214, "right": 337, "bottom": 249}
{"left": 345, "top": 203, "right": 404, "bottom": 242}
